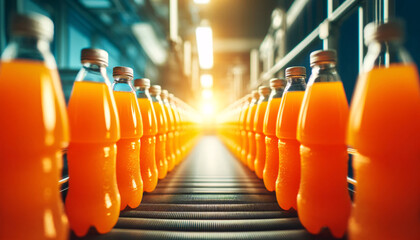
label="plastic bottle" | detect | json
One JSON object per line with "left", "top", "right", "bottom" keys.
{"left": 112, "top": 67, "right": 143, "bottom": 210}
{"left": 236, "top": 98, "right": 247, "bottom": 159}
{"left": 169, "top": 93, "right": 182, "bottom": 164}
{"left": 275, "top": 66, "right": 307, "bottom": 210}
{"left": 246, "top": 90, "right": 260, "bottom": 171}
{"left": 296, "top": 50, "right": 350, "bottom": 238}
{"left": 0, "top": 13, "right": 69, "bottom": 240}
{"left": 134, "top": 78, "right": 158, "bottom": 192}
{"left": 263, "top": 78, "right": 286, "bottom": 191}
{"left": 253, "top": 86, "right": 271, "bottom": 179}
{"left": 161, "top": 89, "right": 176, "bottom": 172}
{"left": 150, "top": 85, "right": 169, "bottom": 179}
{"left": 240, "top": 95, "right": 252, "bottom": 164}
{"left": 66, "top": 48, "right": 121, "bottom": 236}
{"left": 348, "top": 21, "right": 420, "bottom": 240}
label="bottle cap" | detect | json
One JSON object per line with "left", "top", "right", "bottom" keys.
{"left": 247, "top": 94, "right": 253, "bottom": 102}
{"left": 285, "top": 66, "right": 306, "bottom": 77}
{"left": 11, "top": 13, "right": 54, "bottom": 41}
{"left": 134, "top": 78, "right": 150, "bottom": 88}
{"left": 252, "top": 90, "right": 260, "bottom": 99}
{"left": 258, "top": 86, "right": 271, "bottom": 97}
{"left": 150, "top": 85, "right": 162, "bottom": 95}
{"left": 270, "top": 78, "right": 286, "bottom": 89}
{"left": 81, "top": 48, "right": 108, "bottom": 66}
{"left": 113, "top": 66, "right": 133, "bottom": 78}
{"left": 161, "top": 89, "right": 169, "bottom": 99}
{"left": 310, "top": 50, "right": 337, "bottom": 66}
{"left": 364, "top": 20, "right": 404, "bottom": 44}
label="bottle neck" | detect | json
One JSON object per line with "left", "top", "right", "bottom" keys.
{"left": 309, "top": 63, "right": 341, "bottom": 84}
{"left": 285, "top": 76, "right": 306, "bottom": 92}
{"left": 1, "top": 35, "right": 56, "bottom": 68}
{"left": 258, "top": 94, "right": 270, "bottom": 103}
{"left": 135, "top": 87, "right": 151, "bottom": 99}
{"left": 363, "top": 40, "right": 412, "bottom": 72}
{"left": 150, "top": 94, "right": 162, "bottom": 103}
{"left": 269, "top": 87, "right": 285, "bottom": 99}
{"left": 75, "top": 62, "right": 110, "bottom": 85}
{"left": 112, "top": 76, "right": 135, "bottom": 92}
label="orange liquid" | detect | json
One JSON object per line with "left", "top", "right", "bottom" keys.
{"left": 275, "top": 91, "right": 305, "bottom": 210}
{"left": 276, "top": 91, "right": 305, "bottom": 139}
{"left": 297, "top": 81, "right": 348, "bottom": 145}
{"left": 298, "top": 145, "right": 350, "bottom": 238}
{"left": 263, "top": 135, "right": 278, "bottom": 191}
{"left": 137, "top": 98, "right": 158, "bottom": 192}
{"left": 253, "top": 101, "right": 268, "bottom": 178}
{"left": 153, "top": 101, "right": 168, "bottom": 179}
{"left": 163, "top": 104, "right": 176, "bottom": 171}
{"left": 155, "top": 134, "right": 167, "bottom": 179}
{"left": 0, "top": 60, "right": 69, "bottom": 239}
{"left": 66, "top": 81, "right": 121, "bottom": 236}
{"left": 246, "top": 103, "right": 258, "bottom": 170}
{"left": 240, "top": 104, "right": 250, "bottom": 163}
{"left": 276, "top": 139, "right": 300, "bottom": 210}
{"left": 296, "top": 81, "right": 350, "bottom": 238}
{"left": 113, "top": 91, "right": 143, "bottom": 210}
{"left": 348, "top": 64, "right": 420, "bottom": 240}
{"left": 247, "top": 132, "right": 256, "bottom": 171}
{"left": 66, "top": 143, "right": 120, "bottom": 236}
{"left": 263, "top": 98, "right": 282, "bottom": 136}
{"left": 263, "top": 98, "right": 282, "bottom": 191}
{"left": 170, "top": 102, "right": 182, "bottom": 164}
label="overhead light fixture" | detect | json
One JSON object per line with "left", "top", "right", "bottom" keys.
{"left": 200, "top": 74, "right": 213, "bottom": 88}
{"left": 196, "top": 22, "right": 213, "bottom": 69}
{"left": 132, "top": 23, "right": 167, "bottom": 65}
{"left": 194, "top": 0, "right": 210, "bottom": 4}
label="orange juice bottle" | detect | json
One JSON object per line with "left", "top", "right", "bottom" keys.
{"left": 66, "top": 48, "right": 121, "bottom": 236}
{"left": 253, "top": 86, "right": 270, "bottom": 178}
{"left": 236, "top": 98, "right": 247, "bottom": 159}
{"left": 275, "top": 66, "right": 307, "bottom": 210}
{"left": 0, "top": 13, "right": 69, "bottom": 240}
{"left": 161, "top": 89, "right": 176, "bottom": 172}
{"left": 174, "top": 98, "right": 186, "bottom": 159}
{"left": 296, "top": 50, "right": 350, "bottom": 238}
{"left": 111, "top": 67, "right": 143, "bottom": 210}
{"left": 348, "top": 21, "right": 420, "bottom": 240}
{"left": 240, "top": 95, "right": 252, "bottom": 164}
{"left": 246, "top": 91, "right": 260, "bottom": 170}
{"left": 169, "top": 93, "right": 182, "bottom": 164}
{"left": 150, "top": 85, "right": 168, "bottom": 179}
{"left": 263, "top": 78, "right": 286, "bottom": 192}
{"left": 134, "top": 78, "right": 158, "bottom": 192}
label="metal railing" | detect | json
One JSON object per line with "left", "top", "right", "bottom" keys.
{"left": 253, "top": 0, "right": 393, "bottom": 87}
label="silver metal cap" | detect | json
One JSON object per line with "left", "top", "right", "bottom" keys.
{"left": 81, "top": 48, "right": 108, "bottom": 66}
{"left": 150, "top": 85, "right": 162, "bottom": 95}
{"left": 11, "top": 13, "right": 54, "bottom": 41}
{"left": 310, "top": 49, "right": 337, "bottom": 66}
{"left": 113, "top": 66, "right": 133, "bottom": 78}
{"left": 134, "top": 78, "right": 151, "bottom": 88}
{"left": 364, "top": 20, "right": 404, "bottom": 44}
{"left": 285, "top": 66, "right": 306, "bottom": 77}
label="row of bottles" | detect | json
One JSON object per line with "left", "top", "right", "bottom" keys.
{"left": 0, "top": 13, "right": 200, "bottom": 239}
{"left": 218, "top": 20, "right": 420, "bottom": 240}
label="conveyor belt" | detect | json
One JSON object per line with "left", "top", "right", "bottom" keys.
{"left": 71, "top": 136, "right": 344, "bottom": 240}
